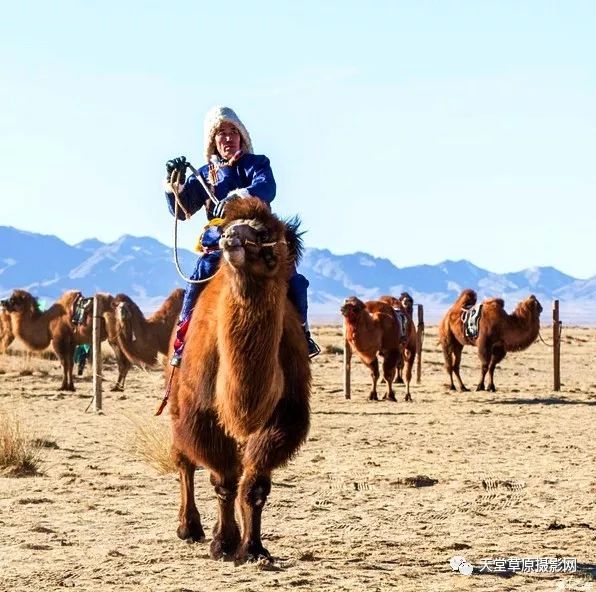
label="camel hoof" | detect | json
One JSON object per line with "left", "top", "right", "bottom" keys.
{"left": 110, "top": 385, "right": 124, "bottom": 392}
{"left": 235, "top": 542, "right": 272, "bottom": 565}
{"left": 460, "top": 386, "right": 470, "bottom": 392}
{"left": 488, "top": 385, "right": 496, "bottom": 392}
{"left": 177, "top": 521, "right": 206, "bottom": 543}
{"left": 405, "top": 394, "right": 412, "bottom": 402}
{"left": 210, "top": 533, "right": 240, "bottom": 561}
{"left": 449, "top": 385, "right": 457, "bottom": 392}
{"left": 383, "top": 395, "right": 397, "bottom": 402}
{"left": 396, "top": 377, "right": 404, "bottom": 384}
{"left": 476, "top": 384, "right": 485, "bottom": 392}
{"left": 368, "top": 393, "right": 379, "bottom": 401}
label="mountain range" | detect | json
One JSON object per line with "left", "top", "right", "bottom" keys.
{"left": 1, "top": 226, "right": 595, "bottom": 324}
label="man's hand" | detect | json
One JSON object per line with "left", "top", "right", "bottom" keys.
{"left": 213, "top": 195, "right": 239, "bottom": 218}
{"left": 166, "top": 156, "right": 188, "bottom": 184}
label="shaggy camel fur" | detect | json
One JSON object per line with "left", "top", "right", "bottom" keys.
{"left": 379, "top": 294, "right": 417, "bottom": 400}
{"left": 168, "top": 198, "right": 311, "bottom": 564}
{"left": 340, "top": 296, "right": 403, "bottom": 401}
{"left": 439, "top": 289, "right": 543, "bottom": 392}
{"left": 0, "top": 290, "right": 130, "bottom": 391}
{"left": 0, "top": 307, "right": 14, "bottom": 353}
{"left": 112, "top": 289, "right": 183, "bottom": 367}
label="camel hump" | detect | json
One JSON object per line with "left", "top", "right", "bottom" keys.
{"left": 484, "top": 297, "right": 505, "bottom": 309}
{"left": 454, "top": 289, "right": 477, "bottom": 309}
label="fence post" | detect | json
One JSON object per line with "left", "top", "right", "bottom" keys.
{"left": 416, "top": 304, "right": 424, "bottom": 384}
{"left": 553, "top": 300, "right": 561, "bottom": 392}
{"left": 92, "top": 295, "right": 103, "bottom": 412}
{"left": 343, "top": 323, "right": 351, "bottom": 400}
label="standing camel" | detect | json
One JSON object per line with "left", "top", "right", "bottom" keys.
{"left": 112, "top": 289, "right": 183, "bottom": 367}
{"left": 439, "top": 289, "right": 543, "bottom": 392}
{"left": 379, "top": 294, "right": 417, "bottom": 400}
{"left": 340, "top": 296, "right": 403, "bottom": 401}
{"left": 0, "top": 290, "right": 130, "bottom": 391}
{"left": 167, "top": 198, "right": 311, "bottom": 564}
{"left": 0, "top": 306, "right": 14, "bottom": 353}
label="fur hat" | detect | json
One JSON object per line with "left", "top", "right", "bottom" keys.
{"left": 203, "top": 106, "right": 253, "bottom": 163}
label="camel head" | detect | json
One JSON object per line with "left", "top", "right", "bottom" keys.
{"left": 112, "top": 294, "right": 132, "bottom": 321}
{"left": 522, "top": 294, "right": 543, "bottom": 317}
{"left": 340, "top": 296, "right": 366, "bottom": 324}
{"left": 0, "top": 290, "right": 39, "bottom": 315}
{"left": 219, "top": 197, "right": 302, "bottom": 280}
{"left": 399, "top": 292, "right": 414, "bottom": 314}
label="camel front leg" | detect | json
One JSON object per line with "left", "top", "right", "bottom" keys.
{"left": 452, "top": 342, "right": 469, "bottom": 392}
{"left": 366, "top": 357, "right": 380, "bottom": 401}
{"left": 174, "top": 451, "right": 205, "bottom": 543}
{"left": 236, "top": 469, "right": 272, "bottom": 563}
{"left": 209, "top": 471, "right": 240, "bottom": 560}
{"left": 381, "top": 350, "right": 398, "bottom": 402}
{"left": 235, "top": 392, "right": 310, "bottom": 564}
{"left": 403, "top": 345, "right": 415, "bottom": 402}
{"left": 110, "top": 342, "right": 131, "bottom": 391}
{"left": 476, "top": 339, "right": 491, "bottom": 391}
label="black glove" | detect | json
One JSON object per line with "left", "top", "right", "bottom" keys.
{"left": 166, "top": 156, "right": 188, "bottom": 184}
{"left": 213, "top": 195, "right": 239, "bottom": 219}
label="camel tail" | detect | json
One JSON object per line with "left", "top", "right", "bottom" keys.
{"left": 454, "top": 289, "right": 477, "bottom": 308}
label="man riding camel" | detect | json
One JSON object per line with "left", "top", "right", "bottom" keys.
{"left": 164, "top": 105, "right": 320, "bottom": 366}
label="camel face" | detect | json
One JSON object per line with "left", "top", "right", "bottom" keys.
{"left": 220, "top": 218, "right": 285, "bottom": 277}
{"left": 1, "top": 290, "right": 36, "bottom": 314}
{"left": 528, "top": 295, "right": 543, "bottom": 315}
{"left": 340, "top": 297, "right": 365, "bottom": 322}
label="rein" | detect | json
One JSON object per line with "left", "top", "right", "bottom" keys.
{"left": 170, "top": 167, "right": 222, "bottom": 285}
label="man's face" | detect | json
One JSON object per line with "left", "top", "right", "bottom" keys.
{"left": 215, "top": 123, "right": 241, "bottom": 160}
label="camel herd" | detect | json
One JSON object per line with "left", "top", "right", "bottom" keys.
{"left": 0, "top": 288, "right": 183, "bottom": 392}
{"left": 0, "top": 200, "right": 544, "bottom": 563}
{"left": 341, "top": 288, "right": 543, "bottom": 401}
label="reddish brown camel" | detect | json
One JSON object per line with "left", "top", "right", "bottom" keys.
{"left": 439, "top": 289, "right": 543, "bottom": 392}
{"left": 0, "top": 290, "right": 130, "bottom": 391}
{"left": 167, "top": 198, "right": 311, "bottom": 564}
{"left": 340, "top": 296, "right": 403, "bottom": 401}
{"left": 379, "top": 293, "right": 417, "bottom": 400}
{"left": 0, "top": 306, "right": 14, "bottom": 353}
{"left": 112, "top": 289, "right": 183, "bottom": 367}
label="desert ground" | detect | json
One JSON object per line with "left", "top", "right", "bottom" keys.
{"left": 0, "top": 324, "right": 594, "bottom": 592}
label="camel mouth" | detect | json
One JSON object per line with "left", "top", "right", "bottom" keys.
{"left": 223, "top": 245, "right": 246, "bottom": 268}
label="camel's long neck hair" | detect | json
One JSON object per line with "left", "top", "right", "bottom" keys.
{"left": 116, "top": 296, "right": 160, "bottom": 365}
{"left": 215, "top": 264, "right": 288, "bottom": 441}
{"left": 504, "top": 300, "right": 541, "bottom": 352}
{"left": 344, "top": 305, "right": 375, "bottom": 346}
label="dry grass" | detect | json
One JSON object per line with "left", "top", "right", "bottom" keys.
{"left": 0, "top": 406, "right": 42, "bottom": 477}
{"left": 127, "top": 416, "right": 176, "bottom": 475}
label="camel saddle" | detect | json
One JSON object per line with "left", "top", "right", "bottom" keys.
{"left": 391, "top": 307, "right": 409, "bottom": 342}
{"left": 72, "top": 293, "right": 93, "bottom": 326}
{"left": 461, "top": 303, "right": 483, "bottom": 341}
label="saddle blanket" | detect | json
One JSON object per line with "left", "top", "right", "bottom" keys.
{"left": 392, "top": 307, "right": 409, "bottom": 342}
{"left": 72, "top": 294, "right": 93, "bottom": 326}
{"left": 461, "top": 303, "right": 483, "bottom": 341}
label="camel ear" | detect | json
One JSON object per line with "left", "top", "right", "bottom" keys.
{"left": 283, "top": 216, "right": 304, "bottom": 266}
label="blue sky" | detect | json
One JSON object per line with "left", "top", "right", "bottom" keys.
{"left": 1, "top": 1, "right": 595, "bottom": 278}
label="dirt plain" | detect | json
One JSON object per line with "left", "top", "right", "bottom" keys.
{"left": 0, "top": 324, "right": 594, "bottom": 592}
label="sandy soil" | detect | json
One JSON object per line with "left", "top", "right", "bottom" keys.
{"left": 0, "top": 325, "right": 594, "bottom": 592}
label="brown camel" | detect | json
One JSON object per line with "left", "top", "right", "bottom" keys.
{"left": 112, "top": 289, "right": 183, "bottom": 367}
{"left": 379, "top": 294, "right": 417, "bottom": 400}
{"left": 0, "top": 290, "right": 130, "bottom": 391}
{"left": 167, "top": 198, "right": 311, "bottom": 564}
{"left": 439, "top": 289, "right": 543, "bottom": 392}
{"left": 0, "top": 306, "right": 14, "bottom": 353}
{"left": 340, "top": 296, "right": 403, "bottom": 401}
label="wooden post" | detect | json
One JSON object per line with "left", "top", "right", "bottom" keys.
{"left": 343, "top": 323, "right": 351, "bottom": 400}
{"left": 92, "top": 295, "right": 103, "bottom": 412}
{"left": 553, "top": 299, "right": 561, "bottom": 392}
{"left": 416, "top": 304, "right": 424, "bottom": 384}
